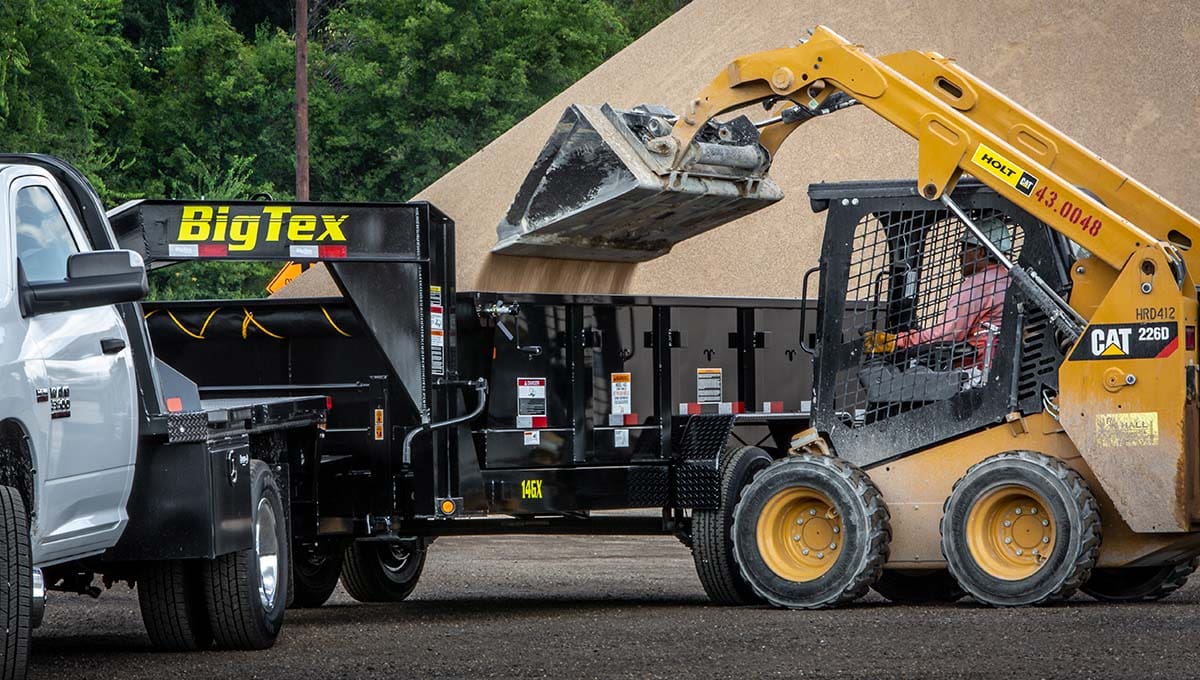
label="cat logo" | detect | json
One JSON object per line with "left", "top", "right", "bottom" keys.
{"left": 972, "top": 143, "right": 1040, "bottom": 196}
{"left": 1090, "top": 327, "right": 1132, "bottom": 357}
{"left": 520, "top": 479, "right": 543, "bottom": 500}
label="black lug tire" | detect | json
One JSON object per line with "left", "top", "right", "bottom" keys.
{"left": 732, "top": 455, "right": 891, "bottom": 609}
{"left": 872, "top": 569, "right": 965, "bottom": 604}
{"left": 138, "top": 560, "right": 213, "bottom": 651}
{"left": 1083, "top": 556, "right": 1200, "bottom": 603}
{"left": 1, "top": 486, "right": 30, "bottom": 679}
{"left": 692, "top": 446, "right": 773, "bottom": 605}
{"left": 941, "top": 451, "right": 1100, "bottom": 607}
{"left": 290, "top": 545, "right": 345, "bottom": 609}
{"left": 203, "top": 460, "right": 289, "bottom": 650}
{"left": 340, "top": 541, "right": 426, "bottom": 603}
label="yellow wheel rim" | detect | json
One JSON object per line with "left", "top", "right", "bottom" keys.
{"left": 756, "top": 487, "right": 843, "bottom": 582}
{"left": 966, "top": 485, "right": 1056, "bottom": 580}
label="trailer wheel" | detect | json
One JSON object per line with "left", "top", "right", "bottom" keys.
{"left": 340, "top": 541, "right": 426, "bottom": 603}
{"left": 941, "top": 451, "right": 1099, "bottom": 607}
{"left": 1, "top": 486, "right": 30, "bottom": 679}
{"left": 1083, "top": 556, "right": 1200, "bottom": 603}
{"left": 203, "top": 460, "right": 288, "bottom": 650}
{"left": 872, "top": 569, "right": 964, "bottom": 604}
{"left": 289, "top": 544, "right": 344, "bottom": 608}
{"left": 138, "top": 560, "right": 212, "bottom": 651}
{"left": 692, "top": 446, "right": 772, "bottom": 605}
{"left": 732, "top": 455, "right": 890, "bottom": 609}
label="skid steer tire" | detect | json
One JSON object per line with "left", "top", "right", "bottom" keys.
{"left": 692, "top": 446, "right": 773, "bottom": 605}
{"left": 732, "top": 455, "right": 890, "bottom": 609}
{"left": 340, "top": 541, "right": 426, "bottom": 603}
{"left": 203, "top": 460, "right": 288, "bottom": 650}
{"left": 941, "top": 451, "right": 1100, "bottom": 607}
{"left": 872, "top": 569, "right": 964, "bottom": 604}
{"left": 1082, "top": 556, "right": 1200, "bottom": 603}
{"left": 290, "top": 544, "right": 344, "bottom": 609}
{"left": 1, "top": 486, "right": 30, "bottom": 680}
{"left": 138, "top": 560, "right": 212, "bottom": 651}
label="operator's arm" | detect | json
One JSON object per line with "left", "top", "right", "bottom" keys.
{"left": 895, "top": 278, "right": 976, "bottom": 348}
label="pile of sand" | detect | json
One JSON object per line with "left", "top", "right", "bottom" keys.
{"left": 279, "top": 0, "right": 1199, "bottom": 299}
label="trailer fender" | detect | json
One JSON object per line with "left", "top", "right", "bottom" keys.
{"left": 674, "top": 414, "right": 737, "bottom": 509}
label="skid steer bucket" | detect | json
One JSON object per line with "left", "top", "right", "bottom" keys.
{"left": 494, "top": 104, "right": 784, "bottom": 262}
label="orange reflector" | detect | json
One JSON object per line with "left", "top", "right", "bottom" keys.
{"left": 166, "top": 397, "right": 183, "bottom": 413}
{"left": 440, "top": 499, "right": 456, "bottom": 515}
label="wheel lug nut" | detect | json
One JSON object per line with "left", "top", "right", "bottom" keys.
{"left": 829, "top": 542, "right": 837, "bottom": 550}
{"left": 1015, "top": 508, "right": 1022, "bottom": 515}
{"left": 817, "top": 552, "right": 825, "bottom": 559}
{"left": 1042, "top": 519, "right": 1049, "bottom": 527}
{"left": 832, "top": 527, "right": 840, "bottom": 534}
{"left": 793, "top": 535, "right": 801, "bottom": 541}
{"left": 1032, "top": 549, "right": 1039, "bottom": 556}
{"left": 1030, "top": 507, "right": 1037, "bottom": 515}
{"left": 802, "top": 548, "right": 810, "bottom": 556}
{"left": 1003, "top": 520, "right": 1011, "bottom": 527}
{"left": 1016, "top": 549, "right": 1023, "bottom": 556}
{"left": 1004, "top": 537, "right": 1012, "bottom": 544}
{"left": 1042, "top": 536, "right": 1050, "bottom": 543}
{"left": 810, "top": 509, "right": 817, "bottom": 516}
{"left": 796, "top": 518, "right": 804, "bottom": 525}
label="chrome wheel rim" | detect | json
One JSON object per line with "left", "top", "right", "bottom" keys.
{"left": 255, "top": 496, "right": 280, "bottom": 609}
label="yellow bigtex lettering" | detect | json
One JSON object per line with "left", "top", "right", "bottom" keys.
{"left": 178, "top": 205, "right": 350, "bottom": 250}
{"left": 521, "top": 479, "right": 543, "bottom": 500}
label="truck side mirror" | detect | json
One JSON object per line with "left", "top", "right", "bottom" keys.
{"left": 19, "top": 249, "right": 148, "bottom": 317}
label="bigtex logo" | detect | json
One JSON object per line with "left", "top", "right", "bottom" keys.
{"left": 971, "top": 143, "right": 1039, "bottom": 197}
{"left": 177, "top": 205, "right": 348, "bottom": 251}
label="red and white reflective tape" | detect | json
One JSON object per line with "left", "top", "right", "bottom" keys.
{"left": 677, "top": 402, "right": 745, "bottom": 416}
{"left": 606, "top": 413, "right": 640, "bottom": 426}
{"left": 290, "top": 244, "right": 348, "bottom": 259}
{"left": 516, "top": 415, "right": 548, "bottom": 429}
{"left": 761, "top": 401, "right": 785, "bottom": 413}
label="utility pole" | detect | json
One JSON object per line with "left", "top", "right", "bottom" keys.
{"left": 295, "top": 0, "right": 310, "bottom": 201}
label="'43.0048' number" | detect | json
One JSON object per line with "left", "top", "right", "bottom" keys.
{"left": 1034, "top": 186, "right": 1102, "bottom": 236}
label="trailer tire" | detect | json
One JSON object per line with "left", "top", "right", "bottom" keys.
{"left": 340, "top": 541, "right": 426, "bottom": 603}
{"left": 692, "top": 446, "right": 772, "bottom": 605}
{"left": 872, "top": 569, "right": 964, "bottom": 604}
{"left": 203, "top": 460, "right": 288, "bottom": 650}
{"left": 290, "top": 544, "right": 344, "bottom": 608}
{"left": 732, "top": 455, "right": 890, "bottom": 609}
{"left": 941, "top": 451, "right": 1100, "bottom": 607}
{"left": 138, "top": 560, "right": 212, "bottom": 651}
{"left": 0, "top": 486, "right": 30, "bottom": 679}
{"left": 1083, "top": 556, "right": 1200, "bottom": 603}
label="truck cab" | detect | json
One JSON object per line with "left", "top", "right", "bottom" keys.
{"left": 0, "top": 156, "right": 328, "bottom": 680}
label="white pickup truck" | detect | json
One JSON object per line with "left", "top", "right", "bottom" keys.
{"left": 0, "top": 155, "right": 327, "bottom": 679}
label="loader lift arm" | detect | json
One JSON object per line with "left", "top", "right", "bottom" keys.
{"left": 669, "top": 26, "right": 1194, "bottom": 280}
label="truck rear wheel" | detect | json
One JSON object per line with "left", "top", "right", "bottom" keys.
{"left": 1, "top": 485, "right": 30, "bottom": 679}
{"left": 203, "top": 460, "right": 289, "bottom": 650}
{"left": 872, "top": 569, "right": 964, "bottom": 604}
{"left": 1083, "top": 557, "right": 1200, "bottom": 602}
{"left": 692, "top": 446, "right": 772, "bottom": 605}
{"left": 138, "top": 560, "right": 212, "bottom": 651}
{"left": 290, "top": 544, "right": 344, "bottom": 608}
{"left": 340, "top": 541, "right": 426, "bottom": 603}
{"left": 732, "top": 455, "right": 891, "bottom": 609}
{"left": 941, "top": 451, "right": 1100, "bottom": 607}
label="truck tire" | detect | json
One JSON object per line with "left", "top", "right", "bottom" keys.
{"left": 290, "top": 544, "right": 344, "bottom": 608}
{"left": 202, "top": 460, "right": 288, "bottom": 650}
{"left": 732, "top": 455, "right": 890, "bottom": 609}
{"left": 340, "top": 541, "right": 426, "bottom": 603}
{"left": 941, "top": 451, "right": 1100, "bottom": 607}
{"left": 691, "top": 446, "right": 773, "bottom": 605}
{"left": 1083, "top": 556, "right": 1200, "bottom": 603}
{"left": 872, "top": 569, "right": 964, "bottom": 604}
{"left": 138, "top": 561, "right": 212, "bottom": 651}
{"left": 1, "top": 486, "right": 30, "bottom": 679}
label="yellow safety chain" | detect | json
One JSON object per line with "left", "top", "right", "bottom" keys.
{"left": 321, "top": 306, "right": 352, "bottom": 337}
{"left": 146, "top": 306, "right": 350, "bottom": 340}
{"left": 241, "top": 308, "right": 285, "bottom": 339}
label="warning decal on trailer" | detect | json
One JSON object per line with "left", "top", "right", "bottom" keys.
{"left": 697, "top": 368, "right": 722, "bottom": 404}
{"left": 517, "top": 378, "right": 547, "bottom": 416}
{"left": 611, "top": 372, "right": 631, "bottom": 415}
{"left": 430, "top": 286, "right": 445, "bottom": 375}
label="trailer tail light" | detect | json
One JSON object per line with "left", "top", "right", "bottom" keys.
{"left": 318, "top": 245, "right": 348, "bottom": 258}
{"left": 1187, "top": 326, "right": 1196, "bottom": 351}
{"left": 197, "top": 243, "right": 228, "bottom": 257}
{"left": 325, "top": 396, "right": 333, "bottom": 411}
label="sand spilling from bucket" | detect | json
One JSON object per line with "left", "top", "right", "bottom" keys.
{"left": 279, "top": 0, "right": 1200, "bottom": 299}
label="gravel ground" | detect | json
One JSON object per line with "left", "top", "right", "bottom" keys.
{"left": 30, "top": 535, "right": 1200, "bottom": 679}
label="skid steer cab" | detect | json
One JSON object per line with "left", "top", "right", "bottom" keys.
{"left": 721, "top": 179, "right": 1200, "bottom": 610}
